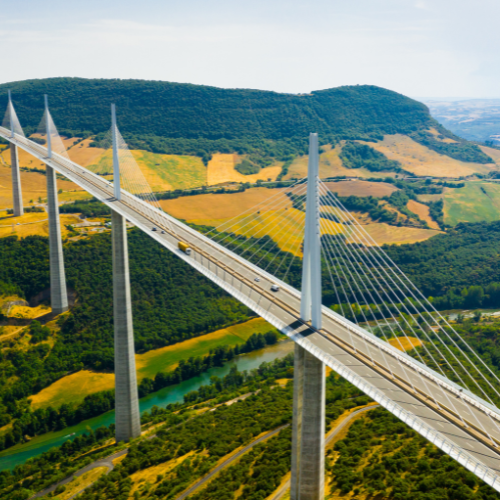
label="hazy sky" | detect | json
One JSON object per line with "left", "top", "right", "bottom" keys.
{"left": 2, "top": 0, "right": 500, "bottom": 98}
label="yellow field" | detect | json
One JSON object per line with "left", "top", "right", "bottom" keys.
{"left": 0, "top": 164, "right": 83, "bottom": 209}
{"left": 67, "top": 138, "right": 107, "bottom": 167}
{"left": 427, "top": 127, "right": 458, "bottom": 143}
{"left": 325, "top": 180, "right": 399, "bottom": 198}
{"left": 283, "top": 144, "right": 396, "bottom": 181}
{"left": 388, "top": 336, "right": 423, "bottom": 351}
{"left": 0, "top": 211, "right": 81, "bottom": 239}
{"left": 207, "top": 153, "right": 282, "bottom": 185}
{"left": 58, "top": 190, "right": 93, "bottom": 203}
{"left": 161, "top": 187, "right": 292, "bottom": 221}
{"left": 360, "top": 134, "right": 496, "bottom": 177}
{"left": 407, "top": 199, "right": 440, "bottom": 229}
{"left": 30, "top": 318, "right": 274, "bottom": 409}
{"left": 58, "top": 467, "right": 109, "bottom": 500}
{"left": 353, "top": 222, "right": 442, "bottom": 246}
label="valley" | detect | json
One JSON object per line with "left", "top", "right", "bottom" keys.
{"left": 2, "top": 80, "right": 500, "bottom": 500}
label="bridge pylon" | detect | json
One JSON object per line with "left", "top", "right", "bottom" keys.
{"left": 291, "top": 133, "right": 325, "bottom": 500}
{"left": 44, "top": 95, "right": 68, "bottom": 315}
{"left": 110, "top": 104, "right": 141, "bottom": 443}
{"left": 7, "top": 91, "right": 23, "bottom": 217}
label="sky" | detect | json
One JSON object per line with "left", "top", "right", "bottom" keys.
{"left": 2, "top": 0, "right": 500, "bottom": 99}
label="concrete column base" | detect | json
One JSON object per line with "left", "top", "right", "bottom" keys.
{"left": 291, "top": 343, "right": 325, "bottom": 500}
{"left": 46, "top": 165, "right": 68, "bottom": 315}
{"left": 11, "top": 144, "right": 23, "bottom": 217}
{"left": 112, "top": 210, "right": 141, "bottom": 442}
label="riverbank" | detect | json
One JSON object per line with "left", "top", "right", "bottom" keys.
{"left": 0, "top": 339, "right": 294, "bottom": 470}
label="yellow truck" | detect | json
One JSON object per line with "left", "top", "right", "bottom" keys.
{"left": 178, "top": 241, "right": 192, "bottom": 255}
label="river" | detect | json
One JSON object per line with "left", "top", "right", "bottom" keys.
{"left": 0, "top": 339, "right": 294, "bottom": 471}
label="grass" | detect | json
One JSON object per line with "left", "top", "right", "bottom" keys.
{"left": 58, "top": 190, "right": 94, "bottom": 202}
{"left": 132, "top": 150, "right": 206, "bottom": 191}
{"left": 207, "top": 153, "right": 282, "bottom": 185}
{"left": 58, "top": 466, "right": 109, "bottom": 500}
{"left": 8, "top": 304, "right": 51, "bottom": 319}
{"left": 135, "top": 317, "right": 272, "bottom": 379}
{"left": 388, "top": 336, "right": 423, "bottom": 352}
{"left": 29, "top": 318, "right": 275, "bottom": 410}
{"left": 407, "top": 199, "right": 440, "bottom": 229}
{"left": 284, "top": 144, "right": 396, "bottom": 181}
{"left": 443, "top": 181, "right": 500, "bottom": 226}
{"left": 325, "top": 180, "right": 399, "bottom": 198}
{"left": 361, "top": 134, "right": 496, "bottom": 178}
{"left": 160, "top": 187, "right": 292, "bottom": 221}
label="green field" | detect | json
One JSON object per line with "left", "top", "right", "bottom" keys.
{"left": 133, "top": 150, "right": 206, "bottom": 191}
{"left": 444, "top": 182, "right": 500, "bottom": 226}
{"left": 29, "top": 318, "right": 276, "bottom": 410}
{"left": 136, "top": 317, "right": 275, "bottom": 379}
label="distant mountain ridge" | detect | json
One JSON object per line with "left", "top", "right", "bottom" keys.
{"left": 0, "top": 78, "right": 491, "bottom": 164}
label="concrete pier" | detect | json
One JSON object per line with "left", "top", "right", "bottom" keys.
{"left": 10, "top": 144, "right": 23, "bottom": 216}
{"left": 46, "top": 165, "right": 68, "bottom": 315}
{"left": 291, "top": 132, "right": 325, "bottom": 499}
{"left": 112, "top": 210, "right": 141, "bottom": 442}
{"left": 291, "top": 344, "right": 325, "bottom": 500}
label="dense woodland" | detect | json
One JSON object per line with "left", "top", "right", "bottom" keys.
{"left": 0, "top": 78, "right": 490, "bottom": 165}
{"left": 2, "top": 354, "right": 499, "bottom": 500}
{"left": 0, "top": 230, "right": 253, "bottom": 449}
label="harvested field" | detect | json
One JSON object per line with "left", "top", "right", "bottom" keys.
{"left": 325, "top": 180, "right": 399, "bottom": 198}
{"left": 0, "top": 211, "right": 81, "bottom": 238}
{"left": 207, "top": 153, "right": 282, "bottom": 185}
{"left": 67, "top": 138, "right": 107, "bottom": 167}
{"left": 360, "top": 134, "right": 496, "bottom": 177}
{"left": 352, "top": 223, "right": 442, "bottom": 246}
{"left": 0, "top": 164, "right": 82, "bottom": 209}
{"left": 443, "top": 181, "right": 500, "bottom": 225}
{"left": 388, "top": 336, "right": 423, "bottom": 352}
{"left": 407, "top": 199, "right": 440, "bottom": 229}
{"left": 160, "top": 187, "right": 292, "bottom": 221}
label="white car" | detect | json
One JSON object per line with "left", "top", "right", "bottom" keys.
{"left": 271, "top": 284, "right": 280, "bottom": 292}
{"left": 254, "top": 277, "right": 260, "bottom": 282}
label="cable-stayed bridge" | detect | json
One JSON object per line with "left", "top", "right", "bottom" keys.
{"left": 3, "top": 93, "right": 500, "bottom": 499}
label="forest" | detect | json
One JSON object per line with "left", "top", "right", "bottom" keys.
{"left": 0, "top": 230, "right": 253, "bottom": 449}
{"left": 0, "top": 78, "right": 490, "bottom": 165}
{"left": 2, "top": 353, "right": 499, "bottom": 500}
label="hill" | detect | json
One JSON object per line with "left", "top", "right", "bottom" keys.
{"left": 0, "top": 78, "right": 491, "bottom": 167}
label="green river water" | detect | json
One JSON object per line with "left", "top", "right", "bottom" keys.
{"left": 0, "top": 339, "right": 294, "bottom": 471}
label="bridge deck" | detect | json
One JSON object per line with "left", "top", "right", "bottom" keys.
{"left": 4, "top": 128, "right": 500, "bottom": 491}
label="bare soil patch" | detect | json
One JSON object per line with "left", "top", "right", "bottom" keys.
{"left": 325, "top": 180, "right": 399, "bottom": 198}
